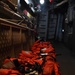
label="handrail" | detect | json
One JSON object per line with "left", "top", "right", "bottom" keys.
{"left": 1, "top": 0, "right": 17, "bottom": 12}
{"left": 0, "top": 18, "right": 34, "bottom": 31}
{"left": 0, "top": 5, "right": 22, "bottom": 20}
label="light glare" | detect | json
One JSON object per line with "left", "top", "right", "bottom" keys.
{"left": 40, "top": 0, "right": 44, "bottom": 4}
{"left": 25, "top": 0, "right": 29, "bottom": 4}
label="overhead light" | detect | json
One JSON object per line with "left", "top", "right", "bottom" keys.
{"left": 40, "top": 0, "right": 44, "bottom": 4}
{"left": 24, "top": 0, "right": 29, "bottom": 4}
